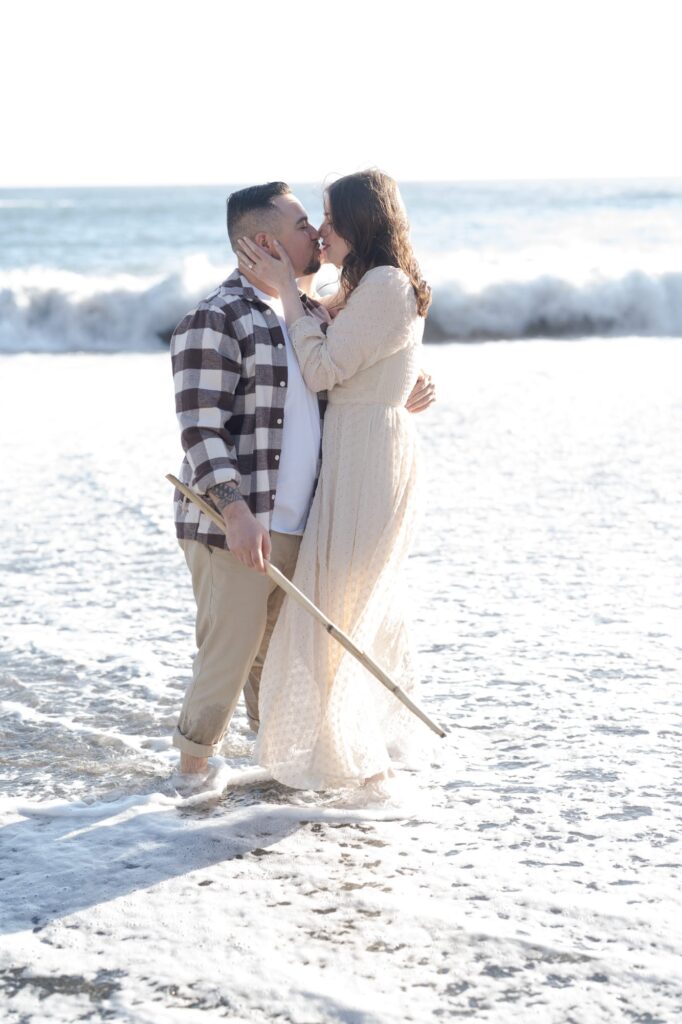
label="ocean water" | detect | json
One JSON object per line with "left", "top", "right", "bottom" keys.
{"left": 1, "top": 178, "right": 681, "bottom": 351}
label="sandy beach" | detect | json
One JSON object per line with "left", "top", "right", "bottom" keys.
{"left": 1, "top": 339, "right": 681, "bottom": 1023}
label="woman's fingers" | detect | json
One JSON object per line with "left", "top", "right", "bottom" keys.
{"left": 272, "top": 240, "right": 293, "bottom": 271}
{"left": 237, "top": 236, "right": 281, "bottom": 275}
{"left": 238, "top": 237, "right": 268, "bottom": 258}
{"left": 236, "top": 239, "right": 260, "bottom": 264}
{"left": 237, "top": 236, "right": 258, "bottom": 251}
{"left": 236, "top": 237, "right": 295, "bottom": 291}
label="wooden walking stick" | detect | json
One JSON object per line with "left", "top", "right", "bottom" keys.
{"left": 167, "top": 474, "right": 447, "bottom": 739}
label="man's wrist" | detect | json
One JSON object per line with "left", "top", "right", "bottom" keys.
{"left": 209, "top": 482, "right": 245, "bottom": 513}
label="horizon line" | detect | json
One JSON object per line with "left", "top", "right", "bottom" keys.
{"left": 1, "top": 174, "right": 682, "bottom": 191}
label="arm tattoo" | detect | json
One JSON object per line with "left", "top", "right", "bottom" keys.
{"left": 209, "top": 482, "right": 245, "bottom": 511}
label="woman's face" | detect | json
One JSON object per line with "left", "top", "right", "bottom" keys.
{"left": 318, "top": 198, "right": 351, "bottom": 268}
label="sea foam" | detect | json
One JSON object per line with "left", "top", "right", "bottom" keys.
{"left": 428, "top": 269, "right": 682, "bottom": 340}
{"left": 2, "top": 257, "right": 681, "bottom": 352}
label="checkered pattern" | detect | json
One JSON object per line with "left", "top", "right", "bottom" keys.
{"left": 171, "top": 269, "right": 327, "bottom": 549}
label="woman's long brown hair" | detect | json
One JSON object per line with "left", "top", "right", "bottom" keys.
{"left": 326, "top": 169, "right": 431, "bottom": 317}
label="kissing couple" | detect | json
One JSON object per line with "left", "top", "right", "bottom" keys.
{"left": 171, "top": 168, "right": 435, "bottom": 796}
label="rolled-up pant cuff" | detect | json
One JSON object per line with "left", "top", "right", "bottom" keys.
{"left": 172, "top": 726, "right": 218, "bottom": 758}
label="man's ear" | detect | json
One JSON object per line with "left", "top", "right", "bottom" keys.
{"left": 254, "top": 231, "right": 271, "bottom": 251}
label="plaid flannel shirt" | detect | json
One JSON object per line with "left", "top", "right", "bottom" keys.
{"left": 171, "top": 269, "right": 327, "bottom": 549}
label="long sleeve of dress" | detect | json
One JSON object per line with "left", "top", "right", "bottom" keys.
{"left": 288, "top": 265, "right": 418, "bottom": 393}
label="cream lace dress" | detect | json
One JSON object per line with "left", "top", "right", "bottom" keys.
{"left": 253, "top": 265, "right": 425, "bottom": 790}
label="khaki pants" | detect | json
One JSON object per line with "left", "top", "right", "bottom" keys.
{"left": 173, "top": 533, "right": 301, "bottom": 757}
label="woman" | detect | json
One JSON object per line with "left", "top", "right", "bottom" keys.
{"left": 237, "top": 169, "right": 431, "bottom": 791}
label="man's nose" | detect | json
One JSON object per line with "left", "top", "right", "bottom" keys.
{"left": 309, "top": 224, "right": 321, "bottom": 240}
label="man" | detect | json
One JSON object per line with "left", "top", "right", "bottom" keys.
{"left": 171, "top": 182, "right": 434, "bottom": 775}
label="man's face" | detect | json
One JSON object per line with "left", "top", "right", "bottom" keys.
{"left": 267, "top": 194, "right": 321, "bottom": 277}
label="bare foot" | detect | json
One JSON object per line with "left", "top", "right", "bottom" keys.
{"left": 180, "top": 752, "right": 209, "bottom": 774}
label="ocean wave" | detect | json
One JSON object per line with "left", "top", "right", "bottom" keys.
{"left": 427, "top": 270, "right": 682, "bottom": 341}
{"left": 0, "top": 256, "right": 221, "bottom": 353}
{"left": 1, "top": 261, "right": 681, "bottom": 352}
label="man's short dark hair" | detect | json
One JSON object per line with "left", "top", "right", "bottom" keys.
{"left": 226, "top": 182, "right": 291, "bottom": 248}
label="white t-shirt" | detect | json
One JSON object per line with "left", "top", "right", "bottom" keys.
{"left": 251, "top": 286, "right": 321, "bottom": 535}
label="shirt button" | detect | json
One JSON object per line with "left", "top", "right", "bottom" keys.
{"left": 276, "top": 418, "right": 282, "bottom": 425}
{"left": 278, "top": 343, "right": 284, "bottom": 349}
{"left": 271, "top": 493, "right": 275, "bottom": 502}
{"left": 279, "top": 380, "right": 285, "bottom": 387}
{"left": 275, "top": 454, "right": 280, "bottom": 461}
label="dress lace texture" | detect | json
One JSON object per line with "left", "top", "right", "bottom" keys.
{"left": 253, "top": 266, "right": 428, "bottom": 789}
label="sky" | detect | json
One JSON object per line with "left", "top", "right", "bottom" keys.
{"left": 1, "top": 0, "right": 680, "bottom": 187}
